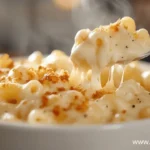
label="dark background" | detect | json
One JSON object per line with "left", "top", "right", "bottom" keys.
{"left": 0, "top": 0, "right": 149, "bottom": 62}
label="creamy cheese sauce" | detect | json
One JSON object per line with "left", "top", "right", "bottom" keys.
{"left": 70, "top": 17, "right": 150, "bottom": 90}
{"left": 0, "top": 17, "right": 150, "bottom": 125}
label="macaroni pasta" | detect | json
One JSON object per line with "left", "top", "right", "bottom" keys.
{"left": 0, "top": 17, "right": 150, "bottom": 125}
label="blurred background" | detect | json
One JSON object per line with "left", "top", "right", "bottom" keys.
{"left": 0, "top": 0, "right": 149, "bottom": 61}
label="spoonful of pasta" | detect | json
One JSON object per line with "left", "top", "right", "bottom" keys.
{"left": 70, "top": 17, "right": 150, "bottom": 89}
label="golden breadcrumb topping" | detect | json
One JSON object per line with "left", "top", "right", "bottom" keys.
{"left": 1, "top": 17, "right": 150, "bottom": 125}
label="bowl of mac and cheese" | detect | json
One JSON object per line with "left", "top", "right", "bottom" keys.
{"left": 1, "top": 17, "right": 150, "bottom": 150}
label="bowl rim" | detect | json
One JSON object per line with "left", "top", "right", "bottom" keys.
{"left": 0, "top": 119, "right": 150, "bottom": 131}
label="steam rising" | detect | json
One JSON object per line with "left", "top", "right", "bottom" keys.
{"left": 72, "top": 0, "right": 133, "bottom": 29}
{"left": 0, "top": 0, "right": 133, "bottom": 55}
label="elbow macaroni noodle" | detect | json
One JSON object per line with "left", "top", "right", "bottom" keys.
{"left": 0, "top": 17, "right": 150, "bottom": 125}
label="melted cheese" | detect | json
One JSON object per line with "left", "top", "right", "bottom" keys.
{"left": 70, "top": 17, "right": 150, "bottom": 89}
{"left": 0, "top": 17, "right": 150, "bottom": 125}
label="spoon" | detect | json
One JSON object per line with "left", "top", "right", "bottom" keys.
{"left": 116, "top": 51, "right": 150, "bottom": 65}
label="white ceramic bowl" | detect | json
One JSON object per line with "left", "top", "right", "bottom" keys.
{"left": 0, "top": 62, "right": 150, "bottom": 150}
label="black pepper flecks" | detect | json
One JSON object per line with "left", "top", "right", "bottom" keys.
{"left": 109, "top": 36, "right": 112, "bottom": 38}
{"left": 125, "top": 46, "right": 128, "bottom": 48}
{"left": 106, "top": 105, "right": 108, "bottom": 108}
{"left": 137, "top": 98, "right": 141, "bottom": 103}
{"left": 115, "top": 44, "right": 118, "bottom": 46}
{"left": 132, "top": 40, "right": 134, "bottom": 42}
{"left": 132, "top": 105, "right": 135, "bottom": 108}
{"left": 84, "top": 114, "right": 88, "bottom": 118}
